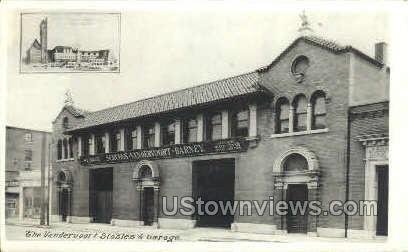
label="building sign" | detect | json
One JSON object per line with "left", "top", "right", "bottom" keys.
{"left": 80, "top": 138, "right": 249, "bottom": 165}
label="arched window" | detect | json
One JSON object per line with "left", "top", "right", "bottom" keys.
{"left": 63, "top": 139, "right": 68, "bottom": 159}
{"left": 62, "top": 117, "right": 69, "bottom": 129}
{"left": 68, "top": 138, "right": 73, "bottom": 158}
{"left": 139, "top": 165, "right": 152, "bottom": 178}
{"left": 283, "top": 153, "right": 308, "bottom": 172}
{"left": 276, "top": 98, "right": 290, "bottom": 134}
{"left": 311, "top": 91, "right": 327, "bottom": 130}
{"left": 57, "top": 140, "right": 62, "bottom": 160}
{"left": 293, "top": 95, "right": 308, "bottom": 132}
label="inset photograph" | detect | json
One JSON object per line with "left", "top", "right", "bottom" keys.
{"left": 20, "top": 12, "right": 120, "bottom": 73}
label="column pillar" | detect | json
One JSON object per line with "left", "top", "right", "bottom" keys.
{"left": 77, "top": 136, "right": 82, "bottom": 158}
{"left": 90, "top": 134, "right": 95, "bottom": 155}
{"left": 249, "top": 104, "right": 257, "bottom": 137}
{"left": 119, "top": 128, "right": 125, "bottom": 151}
{"left": 154, "top": 122, "right": 161, "bottom": 147}
{"left": 153, "top": 187, "right": 160, "bottom": 226}
{"left": 104, "top": 132, "right": 110, "bottom": 153}
{"left": 19, "top": 186, "right": 24, "bottom": 221}
{"left": 174, "top": 119, "right": 181, "bottom": 144}
{"left": 289, "top": 105, "right": 294, "bottom": 133}
{"left": 67, "top": 137, "right": 71, "bottom": 159}
{"left": 307, "top": 187, "right": 318, "bottom": 234}
{"left": 136, "top": 126, "right": 142, "bottom": 149}
{"left": 196, "top": 114, "right": 204, "bottom": 142}
{"left": 221, "top": 110, "right": 229, "bottom": 139}
{"left": 307, "top": 103, "right": 312, "bottom": 131}
{"left": 62, "top": 138, "right": 66, "bottom": 160}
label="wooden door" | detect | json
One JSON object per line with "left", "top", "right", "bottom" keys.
{"left": 376, "top": 166, "right": 388, "bottom": 236}
{"left": 143, "top": 187, "right": 154, "bottom": 225}
{"left": 286, "top": 184, "right": 308, "bottom": 233}
{"left": 95, "top": 191, "right": 112, "bottom": 223}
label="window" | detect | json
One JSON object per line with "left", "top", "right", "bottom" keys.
{"left": 276, "top": 98, "right": 290, "bottom": 133}
{"left": 161, "top": 120, "right": 175, "bottom": 146}
{"left": 143, "top": 125, "right": 155, "bottom": 149}
{"left": 68, "top": 138, "right": 73, "bottom": 158}
{"left": 311, "top": 91, "right": 327, "bottom": 130}
{"left": 283, "top": 153, "right": 308, "bottom": 172}
{"left": 111, "top": 131, "right": 121, "bottom": 152}
{"left": 139, "top": 165, "right": 152, "bottom": 178}
{"left": 207, "top": 113, "right": 222, "bottom": 141}
{"left": 24, "top": 149, "right": 32, "bottom": 161}
{"left": 24, "top": 161, "right": 31, "bottom": 170}
{"left": 83, "top": 136, "right": 91, "bottom": 156}
{"left": 63, "top": 139, "right": 68, "bottom": 158}
{"left": 183, "top": 117, "right": 197, "bottom": 143}
{"left": 231, "top": 109, "right": 249, "bottom": 137}
{"left": 293, "top": 95, "right": 308, "bottom": 132}
{"left": 62, "top": 117, "right": 69, "bottom": 129}
{"left": 95, "top": 134, "right": 106, "bottom": 154}
{"left": 57, "top": 140, "right": 62, "bottom": 160}
{"left": 127, "top": 128, "right": 138, "bottom": 150}
{"left": 24, "top": 133, "right": 32, "bottom": 142}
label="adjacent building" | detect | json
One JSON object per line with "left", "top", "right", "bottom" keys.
{"left": 50, "top": 35, "right": 389, "bottom": 239}
{"left": 5, "top": 126, "right": 51, "bottom": 221}
{"left": 25, "top": 18, "right": 111, "bottom": 66}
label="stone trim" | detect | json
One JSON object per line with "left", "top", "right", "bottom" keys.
{"left": 317, "top": 227, "right": 345, "bottom": 238}
{"left": 273, "top": 146, "right": 319, "bottom": 173}
{"left": 111, "top": 219, "right": 144, "bottom": 227}
{"left": 270, "top": 128, "right": 329, "bottom": 139}
{"left": 71, "top": 216, "right": 92, "bottom": 224}
{"left": 158, "top": 218, "right": 196, "bottom": 230}
{"left": 231, "top": 222, "right": 278, "bottom": 235}
{"left": 347, "top": 229, "right": 376, "bottom": 239}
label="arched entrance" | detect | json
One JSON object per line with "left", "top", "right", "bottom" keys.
{"left": 55, "top": 169, "right": 73, "bottom": 222}
{"left": 272, "top": 147, "right": 320, "bottom": 235}
{"left": 132, "top": 160, "right": 160, "bottom": 226}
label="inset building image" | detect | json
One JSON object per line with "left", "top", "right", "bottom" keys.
{"left": 20, "top": 13, "right": 120, "bottom": 73}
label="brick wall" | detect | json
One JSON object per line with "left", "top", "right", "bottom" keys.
{"left": 348, "top": 102, "right": 389, "bottom": 230}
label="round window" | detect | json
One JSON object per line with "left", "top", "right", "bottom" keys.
{"left": 291, "top": 56, "right": 310, "bottom": 82}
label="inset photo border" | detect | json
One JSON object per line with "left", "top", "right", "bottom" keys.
{"left": 20, "top": 12, "right": 121, "bottom": 73}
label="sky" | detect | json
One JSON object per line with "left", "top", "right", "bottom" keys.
{"left": 6, "top": 8, "right": 389, "bottom": 132}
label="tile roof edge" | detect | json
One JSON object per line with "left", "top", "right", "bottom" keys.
{"left": 81, "top": 70, "right": 260, "bottom": 116}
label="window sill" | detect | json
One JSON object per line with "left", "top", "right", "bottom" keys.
{"left": 270, "top": 128, "right": 329, "bottom": 139}
{"left": 56, "top": 158, "right": 75, "bottom": 163}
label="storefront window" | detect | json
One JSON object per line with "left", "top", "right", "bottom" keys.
{"left": 127, "top": 128, "right": 138, "bottom": 150}
{"left": 293, "top": 95, "right": 308, "bottom": 132}
{"left": 276, "top": 98, "right": 290, "bottom": 134}
{"left": 183, "top": 117, "right": 197, "bottom": 143}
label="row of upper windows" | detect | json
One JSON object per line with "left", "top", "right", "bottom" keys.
{"left": 81, "top": 108, "right": 251, "bottom": 155}
{"left": 57, "top": 93, "right": 328, "bottom": 157}
{"left": 275, "top": 91, "right": 327, "bottom": 134}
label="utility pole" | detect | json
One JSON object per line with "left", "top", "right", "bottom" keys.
{"left": 40, "top": 132, "right": 47, "bottom": 225}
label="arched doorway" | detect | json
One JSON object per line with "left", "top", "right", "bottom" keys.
{"left": 55, "top": 169, "right": 73, "bottom": 222}
{"left": 132, "top": 160, "right": 160, "bottom": 226}
{"left": 272, "top": 147, "right": 320, "bottom": 235}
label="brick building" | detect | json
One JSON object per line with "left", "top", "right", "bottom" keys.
{"left": 50, "top": 36, "right": 389, "bottom": 238}
{"left": 5, "top": 126, "right": 51, "bottom": 221}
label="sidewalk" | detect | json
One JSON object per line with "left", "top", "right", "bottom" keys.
{"left": 4, "top": 219, "right": 387, "bottom": 243}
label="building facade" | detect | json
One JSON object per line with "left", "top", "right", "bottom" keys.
{"left": 5, "top": 126, "right": 51, "bottom": 221}
{"left": 50, "top": 36, "right": 389, "bottom": 238}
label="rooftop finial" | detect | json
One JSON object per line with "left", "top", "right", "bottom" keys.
{"left": 298, "top": 10, "right": 313, "bottom": 36}
{"left": 64, "top": 89, "right": 74, "bottom": 106}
